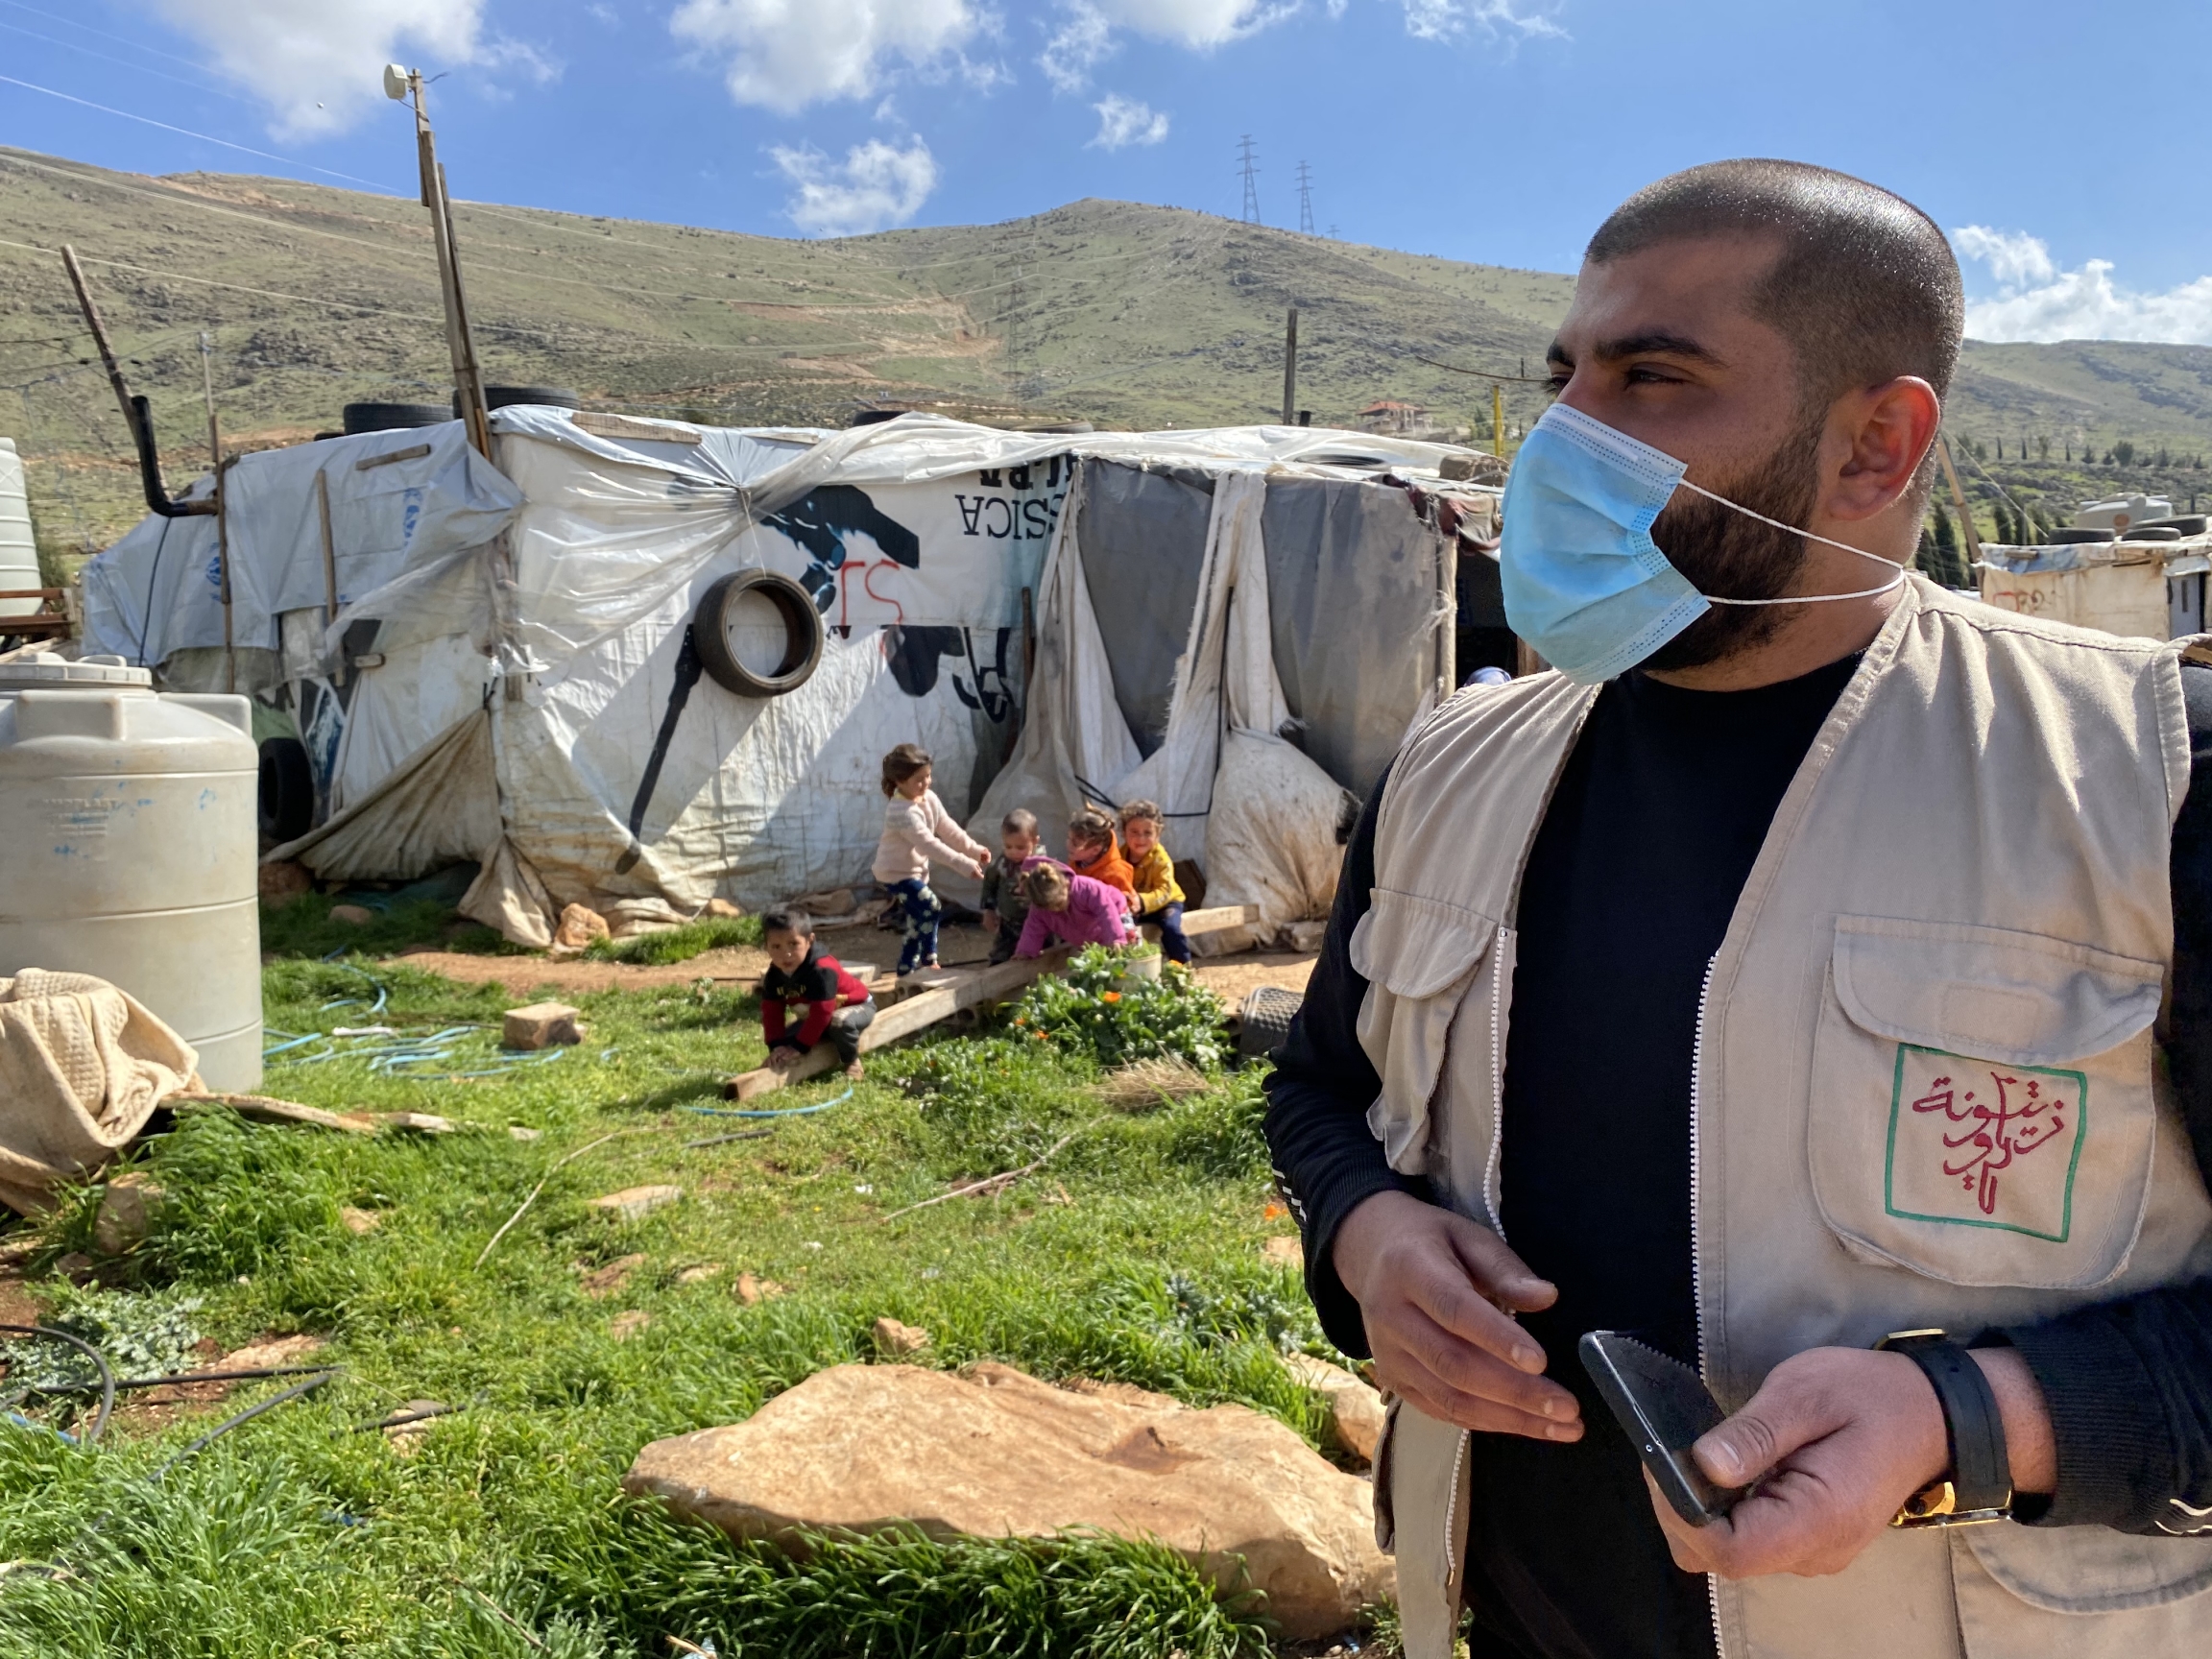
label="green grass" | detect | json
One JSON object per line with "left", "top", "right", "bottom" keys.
{"left": 583, "top": 914, "right": 762, "bottom": 965}
{"left": 257, "top": 895, "right": 520, "bottom": 961}
{"left": 0, "top": 951, "right": 1345, "bottom": 1655}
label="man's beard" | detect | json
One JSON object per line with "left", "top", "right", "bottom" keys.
{"left": 1639, "top": 415, "right": 1827, "bottom": 674}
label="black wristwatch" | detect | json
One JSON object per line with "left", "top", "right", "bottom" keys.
{"left": 1875, "top": 1330, "right": 2013, "bottom": 1527}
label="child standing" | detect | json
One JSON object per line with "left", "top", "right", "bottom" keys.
{"left": 758, "top": 906, "right": 875, "bottom": 1078}
{"left": 1014, "top": 862, "right": 1137, "bottom": 958}
{"left": 1065, "top": 805, "right": 1135, "bottom": 905}
{"left": 977, "top": 807, "right": 1049, "bottom": 965}
{"left": 1118, "top": 800, "right": 1189, "bottom": 965}
{"left": 871, "top": 743, "right": 989, "bottom": 978}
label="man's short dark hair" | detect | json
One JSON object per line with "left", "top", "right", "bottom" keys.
{"left": 760, "top": 905, "right": 813, "bottom": 939}
{"left": 1586, "top": 159, "right": 1964, "bottom": 408}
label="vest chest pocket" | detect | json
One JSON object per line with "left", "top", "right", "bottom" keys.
{"left": 1808, "top": 916, "right": 2165, "bottom": 1290}
{"left": 1350, "top": 889, "right": 1499, "bottom": 1176}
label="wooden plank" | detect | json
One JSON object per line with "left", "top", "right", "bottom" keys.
{"left": 167, "top": 1093, "right": 376, "bottom": 1134}
{"left": 1178, "top": 904, "right": 1262, "bottom": 938}
{"left": 724, "top": 947, "right": 1075, "bottom": 1101}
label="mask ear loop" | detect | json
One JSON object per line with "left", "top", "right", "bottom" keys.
{"left": 1669, "top": 478, "right": 1909, "bottom": 607}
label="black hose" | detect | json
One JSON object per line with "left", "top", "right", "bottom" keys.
{"left": 0, "top": 1324, "right": 115, "bottom": 1445}
{"left": 112, "top": 1364, "right": 336, "bottom": 1391}
{"left": 150, "top": 1370, "right": 339, "bottom": 1479}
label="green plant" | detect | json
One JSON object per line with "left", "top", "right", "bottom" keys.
{"left": 1009, "top": 946, "right": 1228, "bottom": 1070}
{"left": 584, "top": 914, "right": 762, "bottom": 965}
{"left": 4, "top": 1286, "right": 204, "bottom": 1388}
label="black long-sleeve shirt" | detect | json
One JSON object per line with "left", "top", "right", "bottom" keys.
{"left": 1264, "top": 660, "right": 2212, "bottom": 1659}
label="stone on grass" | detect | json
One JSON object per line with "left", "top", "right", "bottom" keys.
{"left": 328, "top": 903, "right": 375, "bottom": 926}
{"left": 611, "top": 1310, "right": 652, "bottom": 1341}
{"left": 509, "top": 1125, "right": 542, "bottom": 1142}
{"left": 1281, "top": 1354, "right": 1385, "bottom": 1465}
{"left": 375, "top": 1112, "right": 454, "bottom": 1135}
{"left": 221, "top": 1334, "right": 325, "bottom": 1370}
{"left": 733, "top": 1272, "right": 784, "bottom": 1306}
{"left": 705, "top": 898, "right": 744, "bottom": 920}
{"left": 583, "top": 1253, "right": 647, "bottom": 1298}
{"left": 383, "top": 1399, "right": 445, "bottom": 1455}
{"left": 340, "top": 1206, "right": 381, "bottom": 1235}
{"left": 1262, "top": 1235, "right": 1304, "bottom": 1269}
{"left": 623, "top": 1362, "right": 1393, "bottom": 1640}
{"left": 871, "top": 1316, "right": 930, "bottom": 1357}
{"left": 553, "top": 902, "right": 611, "bottom": 953}
{"left": 504, "top": 1002, "right": 585, "bottom": 1050}
{"left": 588, "top": 1185, "right": 682, "bottom": 1224}
{"left": 258, "top": 860, "right": 312, "bottom": 907}
{"left": 676, "top": 1263, "right": 723, "bottom": 1286}
{"left": 53, "top": 1251, "right": 96, "bottom": 1285}
{"left": 92, "top": 1172, "right": 166, "bottom": 1255}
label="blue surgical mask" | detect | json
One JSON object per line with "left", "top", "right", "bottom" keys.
{"left": 1498, "top": 402, "right": 1907, "bottom": 684}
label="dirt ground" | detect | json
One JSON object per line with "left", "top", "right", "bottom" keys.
{"left": 386, "top": 923, "right": 1316, "bottom": 1006}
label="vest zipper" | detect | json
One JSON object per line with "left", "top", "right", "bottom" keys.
{"left": 1690, "top": 951, "right": 1727, "bottom": 1659}
{"left": 1481, "top": 929, "right": 1511, "bottom": 1238}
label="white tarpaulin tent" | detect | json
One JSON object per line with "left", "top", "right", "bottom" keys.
{"left": 84, "top": 410, "right": 1477, "bottom": 947}
{"left": 1978, "top": 536, "right": 2211, "bottom": 640}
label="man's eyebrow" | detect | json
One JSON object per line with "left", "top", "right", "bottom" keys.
{"left": 1544, "top": 340, "right": 1571, "bottom": 369}
{"left": 1590, "top": 330, "right": 1725, "bottom": 367}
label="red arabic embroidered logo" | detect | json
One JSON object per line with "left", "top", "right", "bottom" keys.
{"left": 1911, "top": 1072, "right": 2070, "bottom": 1217}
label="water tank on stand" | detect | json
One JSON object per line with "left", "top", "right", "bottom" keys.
{"left": 0, "top": 437, "right": 39, "bottom": 619}
{"left": 0, "top": 653, "right": 262, "bottom": 1090}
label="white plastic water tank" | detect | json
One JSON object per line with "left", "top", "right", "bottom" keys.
{"left": 0, "top": 652, "right": 261, "bottom": 1089}
{"left": 0, "top": 436, "right": 39, "bottom": 619}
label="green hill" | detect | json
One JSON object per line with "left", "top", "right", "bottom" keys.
{"left": 4, "top": 143, "right": 2209, "bottom": 572}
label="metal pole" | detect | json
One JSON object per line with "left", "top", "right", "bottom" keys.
{"left": 215, "top": 456, "right": 234, "bottom": 692}
{"left": 198, "top": 330, "right": 220, "bottom": 470}
{"left": 407, "top": 72, "right": 490, "bottom": 457}
{"left": 1280, "top": 306, "right": 1298, "bottom": 427}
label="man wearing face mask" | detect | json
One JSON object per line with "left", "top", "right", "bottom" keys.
{"left": 1265, "top": 159, "right": 2212, "bottom": 1659}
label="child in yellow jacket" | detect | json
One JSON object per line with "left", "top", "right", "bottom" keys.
{"left": 1118, "top": 799, "right": 1188, "bottom": 964}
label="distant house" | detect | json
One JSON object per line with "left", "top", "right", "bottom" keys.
{"left": 1356, "top": 399, "right": 1429, "bottom": 434}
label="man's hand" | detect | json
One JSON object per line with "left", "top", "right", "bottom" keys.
{"left": 981, "top": 908, "right": 999, "bottom": 935}
{"left": 767, "top": 1045, "right": 803, "bottom": 1070}
{"left": 1332, "top": 1190, "right": 1581, "bottom": 1439}
{"left": 1651, "top": 1345, "right": 2056, "bottom": 1579}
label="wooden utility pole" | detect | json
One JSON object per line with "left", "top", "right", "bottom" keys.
{"left": 1936, "top": 432, "right": 1984, "bottom": 578}
{"left": 1492, "top": 384, "right": 1505, "bottom": 458}
{"left": 1280, "top": 306, "right": 1298, "bottom": 426}
{"left": 391, "top": 66, "right": 490, "bottom": 456}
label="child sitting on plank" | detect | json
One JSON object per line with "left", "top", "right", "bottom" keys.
{"left": 1065, "top": 805, "right": 1135, "bottom": 905}
{"left": 870, "top": 742, "right": 990, "bottom": 978}
{"left": 1118, "top": 799, "right": 1189, "bottom": 965}
{"left": 978, "top": 807, "right": 1050, "bottom": 966}
{"left": 1013, "top": 861, "right": 1136, "bottom": 958}
{"left": 758, "top": 905, "right": 875, "bottom": 1079}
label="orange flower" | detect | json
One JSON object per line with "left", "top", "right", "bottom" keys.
{"left": 1101, "top": 991, "right": 1121, "bottom": 1003}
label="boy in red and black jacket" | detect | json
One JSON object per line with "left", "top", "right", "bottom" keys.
{"left": 759, "top": 906, "right": 875, "bottom": 1078}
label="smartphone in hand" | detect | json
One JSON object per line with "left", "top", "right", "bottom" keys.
{"left": 1578, "top": 1331, "right": 1746, "bottom": 1527}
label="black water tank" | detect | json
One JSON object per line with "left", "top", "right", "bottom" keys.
{"left": 343, "top": 401, "right": 451, "bottom": 435}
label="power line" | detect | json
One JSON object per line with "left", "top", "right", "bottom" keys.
{"left": 1237, "top": 135, "right": 1261, "bottom": 225}
{"left": 1296, "top": 160, "right": 1314, "bottom": 235}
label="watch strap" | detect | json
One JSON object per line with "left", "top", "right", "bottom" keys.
{"left": 1878, "top": 1332, "right": 2011, "bottom": 1524}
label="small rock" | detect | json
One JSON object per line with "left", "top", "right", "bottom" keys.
{"left": 328, "top": 903, "right": 375, "bottom": 926}
{"left": 553, "top": 902, "right": 611, "bottom": 952}
{"left": 509, "top": 1125, "right": 542, "bottom": 1141}
{"left": 676, "top": 1262, "right": 723, "bottom": 1286}
{"left": 611, "top": 1310, "right": 652, "bottom": 1341}
{"left": 705, "top": 898, "right": 744, "bottom": 920}
{"left": 258, "top": 859, "right": 313, "bottom": 907}
{"left": 340, "top": 1206, "right": 381, "bottom": 1235}
{"left": 54, "top": 1251, "right": 96, "bottom": 1285}
{"left": 221, "top": 1334, "right": 326, "bottom": 1370}
{"left": 871, "top": 1316, "right": 931, "bottom": 1357}
{"left": 582, "top": 1253, "right": 648, "bottom": 1298}
{"left": 1261, "top": 1235, "right": 1304, "bottom": 1269}
{"left": 376, "top": 1112, "right": 454, "bottom": 1135}
{"left": 503, "top": 1001, "right": 584, "bottom": 1050}
{"left": 383, "top": 1398, "right": 446, "bottom": 1455}
{"left": 93, "top": 1172, "right": 166, "bottom": 1255}
{"left": 1287, "top": 919, "right": 1328, "bottom": 953}
{"left": 587, "top": 1185, "right": 683, "bottom": 1224}
{"left": 734, "top": 1271, "right": 785, "bottom": 1306}
{"left": 1281, "top": 1353, "right": 1386, "bottom": 1464}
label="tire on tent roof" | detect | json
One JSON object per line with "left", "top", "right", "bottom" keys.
{"left": 693, "top": 568, "right": 824, "bottom": 698}
{"left": 258, "top": 735, "right": 315, "bottom": 845}
{"left": 342, "top": 401, "right": 450, "bottom": 435}
{"left": 457, "top": 386, "right": 583, "bottom": 414}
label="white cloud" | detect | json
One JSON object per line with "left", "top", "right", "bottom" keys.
{"left": 773, "top": 136, "right": 939, "bottom": 235}
{"left": 673, "top": 0, "right": 986, "bottom": 114}
{"left": 1955, "top": 225, "right": 2212, "bottom": 345}
{"left": 1396, "top": 0, "right": 1566, "bottom": 43}
{"left": 1041, "top": 0, "right": 1291, "bottom": 93}
{"left": 1090, "top": 92, "right": 1168, "bottom": 149}
{"left": 140, "top": 0, "right": 548, "bottom": 139}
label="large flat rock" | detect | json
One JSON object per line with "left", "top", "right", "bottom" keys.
{"left": 623, "top": 1361, "right": 1393, "bottom": 1639}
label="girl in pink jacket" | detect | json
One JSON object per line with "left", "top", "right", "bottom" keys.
{"left": 1014, "top": 862, "right": 1137, "bottom": 957}
{"left": 871, "top": 743, "right": 989, "bottom": 977}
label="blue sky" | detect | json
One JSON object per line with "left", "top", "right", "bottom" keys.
{"left": 6, "top": 0, "right": 2212, "bottom": 343}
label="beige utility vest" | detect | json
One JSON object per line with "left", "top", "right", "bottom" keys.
{"left": 1358, "top": 577, "right": 2212, "bottom": 1659}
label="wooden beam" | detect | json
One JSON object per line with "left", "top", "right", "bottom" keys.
{"left": 167, "top": 1093, "right": 376, "bottom": 1134}
{"left": 1177, "top": 904, "right": 1262, "bottom": 938}
{"left": 724, "top": 947, "right": 1074, "bottom": 1101}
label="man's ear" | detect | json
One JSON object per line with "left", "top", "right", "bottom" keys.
{"left": 1829, "top": 376, "right": 1941, "bottom": 523}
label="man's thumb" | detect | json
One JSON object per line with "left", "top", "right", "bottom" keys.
{"left": 1695, "top": 1405, "right": 1784, "bottom": 1488}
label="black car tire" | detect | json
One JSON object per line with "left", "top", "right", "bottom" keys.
{"left": 693, "top": 568, "right": 824, "bottom": 698}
